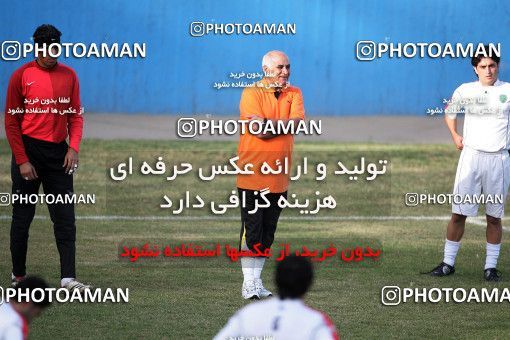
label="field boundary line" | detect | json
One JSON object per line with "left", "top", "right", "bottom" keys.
{"left": 0, "top": 214, "right": 508, "bottom": 231}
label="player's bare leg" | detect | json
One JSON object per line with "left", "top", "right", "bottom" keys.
{"left": 484, "top": 214, "right": 502, "bottom": 281}
{"left": 486, "top": 215, "right": 502, "bottom": 244}
{"left": 446, "top": 213, "right": 467, "bottom": 241}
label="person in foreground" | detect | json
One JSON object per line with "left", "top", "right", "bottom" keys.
{"left": 214, "top": 255, "right": 339, "bottom": 339}
{"left": 0, "top": 276, "right": 52, "bottom": 340}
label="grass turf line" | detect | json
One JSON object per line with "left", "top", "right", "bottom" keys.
{"left": 0, "top": 139, "right": 509, "bottom": 339}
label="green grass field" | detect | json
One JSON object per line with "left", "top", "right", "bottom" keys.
{"left": 1, "top": 140, "right": 509, "bottom": 339}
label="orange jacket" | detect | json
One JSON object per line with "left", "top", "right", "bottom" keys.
{"left": 236, "top": 80, "right": 305, "bottom": 193}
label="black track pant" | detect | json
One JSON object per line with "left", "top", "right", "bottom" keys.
{"left": 238, "top": 188, "right": 287, "bottom": 252}
{"left": 11, "top": 135, "right": 76, "bottom": 279}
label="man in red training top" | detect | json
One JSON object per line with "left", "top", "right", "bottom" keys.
{"left": 4, "top": 24, "right": 90, "bottom": 292}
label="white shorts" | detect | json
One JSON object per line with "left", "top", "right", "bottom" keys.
{"left": 452, "top": 146, "right": 510, "bottom": 218}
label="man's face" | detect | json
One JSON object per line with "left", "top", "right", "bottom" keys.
{"left": 36, "top": 44, "right": 58, "bottom": 68}
{"left": 474, "top": 57, "right": 498, "bottom": 86}
{"left": 263, "top": 53, "right": 291, "bottom": 87}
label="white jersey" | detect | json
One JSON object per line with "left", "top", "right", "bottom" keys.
{"left": 0, "top": 303, "right": 25, "bottom": 340}
{"left": 445, "top": 79, "right": 510, "bottom": 152}
{"left": 213, "top": 298, "right": 338, "bottom": 340}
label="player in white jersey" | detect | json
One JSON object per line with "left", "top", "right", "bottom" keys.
{"left": 214, "top": 255, "right": 338, "bottom": 340}
{"left": 0, "top": 276, "right": 51, "bottom": 340}
{"left": 426, "top": 46, "right": 509, "bottom": 281}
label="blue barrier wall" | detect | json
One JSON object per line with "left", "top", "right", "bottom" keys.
{"left": 1, "top": 0, "right": 509, "bottom": 115}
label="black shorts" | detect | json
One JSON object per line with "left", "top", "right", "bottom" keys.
{"left": 238, "top": 188, "right": 287, "bottom": 252}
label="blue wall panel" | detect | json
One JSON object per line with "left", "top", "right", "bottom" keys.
{"left": 1, "top": 0, "right": 509, "bottom": 115}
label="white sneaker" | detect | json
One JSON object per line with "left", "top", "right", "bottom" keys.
{"left": 63, "top": 280, "right": 92, "bottom": 292}
{"left": 242, "top": 280, "right": 260, "bottom": 300}
{"left": 11, "top": 274, "right": 26, "bottom": 287}
{"left": 254, "top": 278, "right": 272, "bottom": 298}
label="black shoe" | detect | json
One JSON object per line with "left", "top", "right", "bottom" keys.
{"left": 423, "top": 262, "right": 455, "bottom": 276}
{"left": 484, "top": 268, "right": 502, "bottom": 282}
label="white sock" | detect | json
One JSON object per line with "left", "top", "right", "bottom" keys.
{"left": 443, "top": 239, "right": 461, "bottom": 266}
{"left": 241, "top": 257, "right": 255, "bottom": 282}
{"left": 253, "top": 257, "right": 265, "bottom": 279}
{"left": 61, "top": 277, "right": 75, "bottom": 287}
{"left": 484, "top": 242, "right": 501, "bottom": 270}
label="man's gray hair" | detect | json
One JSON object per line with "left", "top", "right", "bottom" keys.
{"left": 262, "top": 50, "right": 289, "bottom": 68}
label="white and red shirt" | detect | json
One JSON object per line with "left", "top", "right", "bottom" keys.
{"left": 214, "top": 298, "right": 339, "bottom": 340}
{"left": 4, "top": 60, "right": 83, "bottom": 165}
{"left": 445, "top": 80, "right": 510, "bottom": 152}
{"left": 0, "top": 303, "right": 28, "bottom": 340}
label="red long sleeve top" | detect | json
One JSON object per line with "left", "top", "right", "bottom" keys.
{"left": 4, "top": 60, "right": 83, "bottom": 165}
